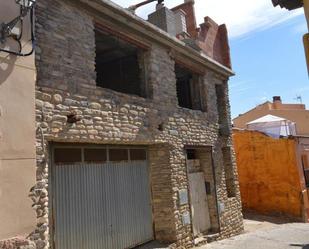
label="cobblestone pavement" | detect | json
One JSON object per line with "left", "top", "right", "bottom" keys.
{"left": 198, "top": 216, "right": 309, "bottom": 249}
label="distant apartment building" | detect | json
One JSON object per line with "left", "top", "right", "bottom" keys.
{"left": 233, "top": 96, "right": 309, "bottom": 136}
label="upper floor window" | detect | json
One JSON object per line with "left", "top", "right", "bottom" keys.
{"left": 175, "top": 64, "right": 205, "bottom": 111}
{"left": 95, "top": 28, "right": 147, "bottom": 97}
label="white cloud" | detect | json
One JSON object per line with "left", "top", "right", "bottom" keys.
{"left": 113, "top": 0, "right": 303, "bottom": 38}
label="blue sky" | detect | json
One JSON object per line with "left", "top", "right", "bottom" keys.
{"left": 229, "top": 14, "right": 308, "bottom": 118}
{"left": 115, "top": 0, "right": 308, "bottom": 118}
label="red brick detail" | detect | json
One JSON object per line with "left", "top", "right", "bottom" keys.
{"left": 172, "top": 3, "right": 232, "bottom": 69}
{"left": 197, "top": 17, "right": 232, "bottom": 69}
{"left": 172, "top": 1, "right": 198, "bottom": 38}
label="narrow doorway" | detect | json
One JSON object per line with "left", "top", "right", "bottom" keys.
{"left": 186, "top": 149, "right": 211, "bottom": 236}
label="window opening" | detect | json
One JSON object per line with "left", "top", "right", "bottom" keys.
{"left": 109, "top": 148, "right": 129, "bottom": 162}
{"left": 84, "top": 148, "right": 107, "bottom": 163}
{"left": 186, "top": 149, "right": 197, "bottom": 160}
{"left": 95, "top": 28, "right": 147, "bottom": 97}
{"left": 53, "top": 145, "right": 147, "bottom": 164}
{"left": 186, "top": 149, "right": 202, "bottom": 173}
{"left": 175, "top": 64, "right": 203, "bottom": 111}
{"left": 54, "top": 148, "right": 82, "bottom": 164}
{"left": 130, "top": 149, "right": 147, "bottom": 161}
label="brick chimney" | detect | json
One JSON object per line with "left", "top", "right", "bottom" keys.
{"left": 197, "top": 17, "right": 232, "bottom": 68}
{"left": 171, "top": 0, "right": 198, "bottom": 38}
{"left": 273, "top": 96, "right": 282, "bottom": 103}
{"left": 272, "top": 96, "right": 282, "bottom": 109}
{"left": 148, "top": 4, "right": 176, "bottom": 36}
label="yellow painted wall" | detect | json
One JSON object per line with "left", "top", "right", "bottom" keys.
{"left": 233, "top": 130, "right": 303, "bottom": 219}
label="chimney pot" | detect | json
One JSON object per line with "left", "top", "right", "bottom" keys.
{"left": 273, "top": 96, "right": 282, "bottom": 103}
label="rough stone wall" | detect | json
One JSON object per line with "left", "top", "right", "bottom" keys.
{"left": 214, "top": 82, "right": 244, "bottom": 239}
{"left": 29, "top": 0, "right": 244, "bottom": 248}
{"left": 0, "top": 238, "right": 35, "bottom": 249}
{"left": 149, "top": 145, "right": 175, "bottom": 242}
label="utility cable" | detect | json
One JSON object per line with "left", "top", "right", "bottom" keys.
{"left": 0, "top": 6, "right": 35, "bottom": 56}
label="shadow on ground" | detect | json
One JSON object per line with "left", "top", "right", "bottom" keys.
{"left": 134, "top": 241, "right": 169, "bottom": 249}
{"left": 243, "top": 212, "right": 301, "bottom": 225}
{"left": 290, "top": 245, "right": 309, "bottom": 249}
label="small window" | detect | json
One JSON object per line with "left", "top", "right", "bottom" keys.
{"left": 109, "top": 149, "right": 129, "bottom": 162}
{"left": 84, "top": 148, "right": 107, "bottom": 163}
{"left": 175, "top": 64, "right": 203, "bottom": 111}
{"left": 95, "top": 28, "right": 147, "bottom": 97}
{"left": 54, "top": 148, "right": 82, "bottom": 164}
{"left": 130, "top": 149, "right": 147, "bottom": 161}
{"left": 186, "top": 149, "right": 197, "bottom": 160}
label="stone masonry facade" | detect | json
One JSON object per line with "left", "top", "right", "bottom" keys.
{"left": 1, "top": 0, "right": 244, "bottom": 248}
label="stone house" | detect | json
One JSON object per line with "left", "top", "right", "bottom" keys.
{"left": 0, "top": 0, "right": 243, "bottom": 248}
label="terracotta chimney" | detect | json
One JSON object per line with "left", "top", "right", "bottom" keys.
{"left": 272, "top": 96, "right": 282, "bottom": 109}
{"left": 273, "top": 96, "right": 282, "bottom": 103}
{"left": 171, "top": 0, "right": 198, "bottom": 38}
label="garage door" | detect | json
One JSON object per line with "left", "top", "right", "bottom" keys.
{"left": 51, "top": 145, "right": 153, "bottom": 249}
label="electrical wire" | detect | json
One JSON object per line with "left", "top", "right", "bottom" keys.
{"left": 0, "top": 5, "right": 35, "bottom": 56}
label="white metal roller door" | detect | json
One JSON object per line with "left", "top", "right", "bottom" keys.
{"left": 51, "top": 145, "right": 153, "bottom": 249}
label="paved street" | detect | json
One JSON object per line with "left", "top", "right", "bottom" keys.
{"left": 198, "top": 217, "right": 309, "bottom": 249}
{"left": 137, "top": 215, "right": 309, "bottom": 249}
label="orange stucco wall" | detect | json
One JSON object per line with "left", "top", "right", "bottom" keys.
{"left": 233, "top": 130, "right": 304, "bottom": 219}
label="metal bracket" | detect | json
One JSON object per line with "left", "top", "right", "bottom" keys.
{"left": 0, "top": 23, "right": 9, "bottom": 44}
{"left": 0, "top": 6, "right": 30, "bottom": 44}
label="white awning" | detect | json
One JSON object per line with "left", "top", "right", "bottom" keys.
{"left": 246, "top": 114, "right": 296, "bottom": 138}
{"left": 247, "top": 114, "right": 287, "bottom": 125}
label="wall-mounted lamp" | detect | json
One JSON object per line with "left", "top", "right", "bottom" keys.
{"left": 16, "top": 0, "right": 36, "bottom": 7}
{"left": 0, "top": 0, "right": 36, "bottom": 56}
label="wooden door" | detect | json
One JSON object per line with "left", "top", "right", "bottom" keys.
{"left": 188, "top": 172, "right": 211, "bottom": 236}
